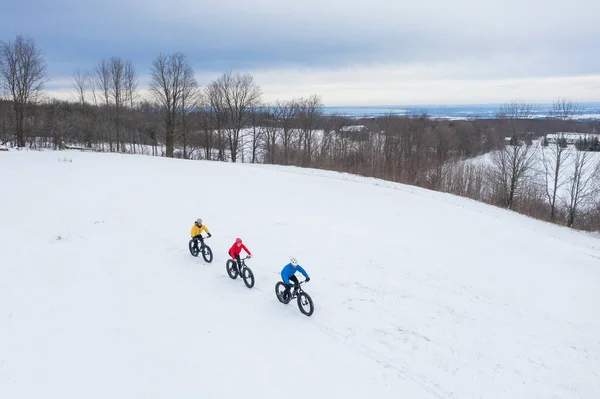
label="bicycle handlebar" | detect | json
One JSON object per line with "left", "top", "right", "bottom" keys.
{"left": 231, "top": 255, "right": 251, "bottom": 260}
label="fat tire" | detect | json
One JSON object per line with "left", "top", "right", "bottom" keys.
{"left": 297, "top": 292, "right": 314, "bottom": 316}
{"left": 202, "top": 245, "right": 213, "bottom": 263}
{"left": 189, "top": 239, "right": 199, "bottom": 257}
{"left": 226, "top": 259, "right": 238, "bottom": 279}
{"left": 275, "top": 282, "right": 290, "bottom": 304}
{"left": 242, "top": 267, "right": 255, "bottom": 289}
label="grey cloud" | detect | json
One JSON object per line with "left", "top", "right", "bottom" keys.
{"left": 1, "top": 0, "right": 599, "bottom": 80}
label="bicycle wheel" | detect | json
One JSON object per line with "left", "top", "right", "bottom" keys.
{"left": 226, "top": 259, "right": 238, "bottom": 279}
{"left": 242, "top": 267, "right": 255, "bottom": 289}
{"left": 297, "top": 292, "right": 314, "bottom": 316}
{"left": 188, "top": 239, "right": 199, "bottom": 257}
{"left": 202, "top": 244, "right": 213, "bottom": 263}
{"left": 275, "top": 282, "right": 290, "bottom": 304}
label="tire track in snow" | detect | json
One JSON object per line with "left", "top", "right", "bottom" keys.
{"left": 315, "top": 323, "right": 452, "bottom": 399}
{"left": 248, "top": 281, "right": 452, "bottom": 399}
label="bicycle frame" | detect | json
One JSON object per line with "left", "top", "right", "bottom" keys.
{"left": 289, "top": 280, "right": 308, "bottom": 297}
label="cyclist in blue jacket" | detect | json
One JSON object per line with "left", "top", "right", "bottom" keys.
{"left": 281, "top": 257, "right": 310, "bottom": 300}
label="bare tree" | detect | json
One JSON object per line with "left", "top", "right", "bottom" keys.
{"left": 0, "top": 34, "right": 48, "bottom": 147}
{"left": 549, "top": 97, "right": 582, "bottom": 122}
{"left": 488, "top": 141, "right": 537, "bottom": 209}
{"left": 209, "top": 71, "right": 262, "bottom": 162}
{"left": 247, "top": 105, "right": 266, "bottom": 163}
{"left": 72, "top": 68, "right": 89, "bottom": 106}
{"left": 488, "top": 102, "right": 537, "bottom": 209}
{"left": 93, "top": 59, "right": 111, "bottom": 107}
{"left": 149, "top": 52, "right": 191, "bottom": 158}
{"left": 46, "top": 99, "right": 67, "bottom": 150}
{"left": 378, "top": 113, "right": 401, "bottom": 180}
{"left": 109, "top": 56, "right": 126, "bottom": 152}
{"left": 71, "top": 69, "right": 97, "bottom": 148}
{"left": 274, "top": 99, "right": 298, "bottom": 165}
{"left": 123, "top": 60, "right": 138, "bottom": 150}
{"left": 563, "top": 150, "right": 600, "bottom": 227}
{"left": 428, "top": 123, "right": 454, "bottom": 190}
{"left": 497, "top": 101, "right": 536, "bottom": 122}
{"left": 88, "top": 70, "right": 99, "bottom": 107}
{"left": 403, "top": 114, "right": 430, "bottom": 184}
{"left": 93, "top": 59, "right": 112, "bottom": 151}
{"left": 539, "top": 98, "right": 582, "bottom": 221}
{"left": 539, "top": 135, "right": 572, "bottom": 221}
{"left": 124, "top": 60, "right": 138, "bottom": 108}
{"left": 297, "top": 94, "right": 323, "bottom": 166}
{"left": 204, "top": 82, "right": 227, "bottom": 160}
{"left": 260, "top": 103, "right": 280, "bottom": 164}
{"left": 179, "top": 63, "right": 198, "bottom": 159}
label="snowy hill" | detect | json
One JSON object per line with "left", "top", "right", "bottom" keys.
{"left": 1, "top": 149, "right": 599, "bottom": 399}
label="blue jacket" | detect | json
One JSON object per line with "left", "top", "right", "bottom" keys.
{"left": 281, "top": 263, "right": 309, "bottom": 284}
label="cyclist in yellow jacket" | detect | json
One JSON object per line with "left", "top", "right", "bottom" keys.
{"left": 191, "top": 218, "right": 211, "bottom": 252}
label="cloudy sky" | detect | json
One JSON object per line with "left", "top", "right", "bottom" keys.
{"left": 1, "top": 0, "right": 599, "bottom": 106}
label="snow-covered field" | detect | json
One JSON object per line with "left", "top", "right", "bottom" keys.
{"left": 456, "top": 141, "right": 600, "bottom": 207}
{"left": 1, "top": 149, "right": 599, "bottom": 399}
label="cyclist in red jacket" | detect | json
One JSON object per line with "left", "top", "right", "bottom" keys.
{"left": 229, "top": 237, "right": 252, "bottom": 274}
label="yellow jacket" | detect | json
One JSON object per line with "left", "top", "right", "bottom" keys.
{"left": 191, "top": 223, "right": 210, "bottom": 237}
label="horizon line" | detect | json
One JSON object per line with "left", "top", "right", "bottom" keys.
{"left": 323, "top": 102, "right": 600, "bottom": 108}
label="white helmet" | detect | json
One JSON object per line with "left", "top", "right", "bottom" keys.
{"left": 196, "top": 218, "right": 202, "bottom": 224}
{"left": 290, "top": 257, "right": 298, "bottom": 266}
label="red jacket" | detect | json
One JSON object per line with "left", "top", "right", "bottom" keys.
{"left": 229, "top": 243, "right": 251, "bottom": 258}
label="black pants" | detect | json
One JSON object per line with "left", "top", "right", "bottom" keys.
{"left": 284, "top": 275, "right": 299, "bottom": 297}
{"left": 228, "top": 252, "right": 241, "bottom": 270}
{"left": 193, "top": 235, "right": 204, "bottom": 248}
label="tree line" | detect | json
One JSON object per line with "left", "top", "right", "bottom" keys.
{"left": 2, "top": 34, "right": 600, "bottom": 231}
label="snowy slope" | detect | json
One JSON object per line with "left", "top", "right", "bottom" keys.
{"left": 1, "top": 149, "right": 599, "bottom": 399}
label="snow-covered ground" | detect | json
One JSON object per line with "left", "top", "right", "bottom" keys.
{"left": 1, "top": 149, "right": 599, "bottom": 399}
